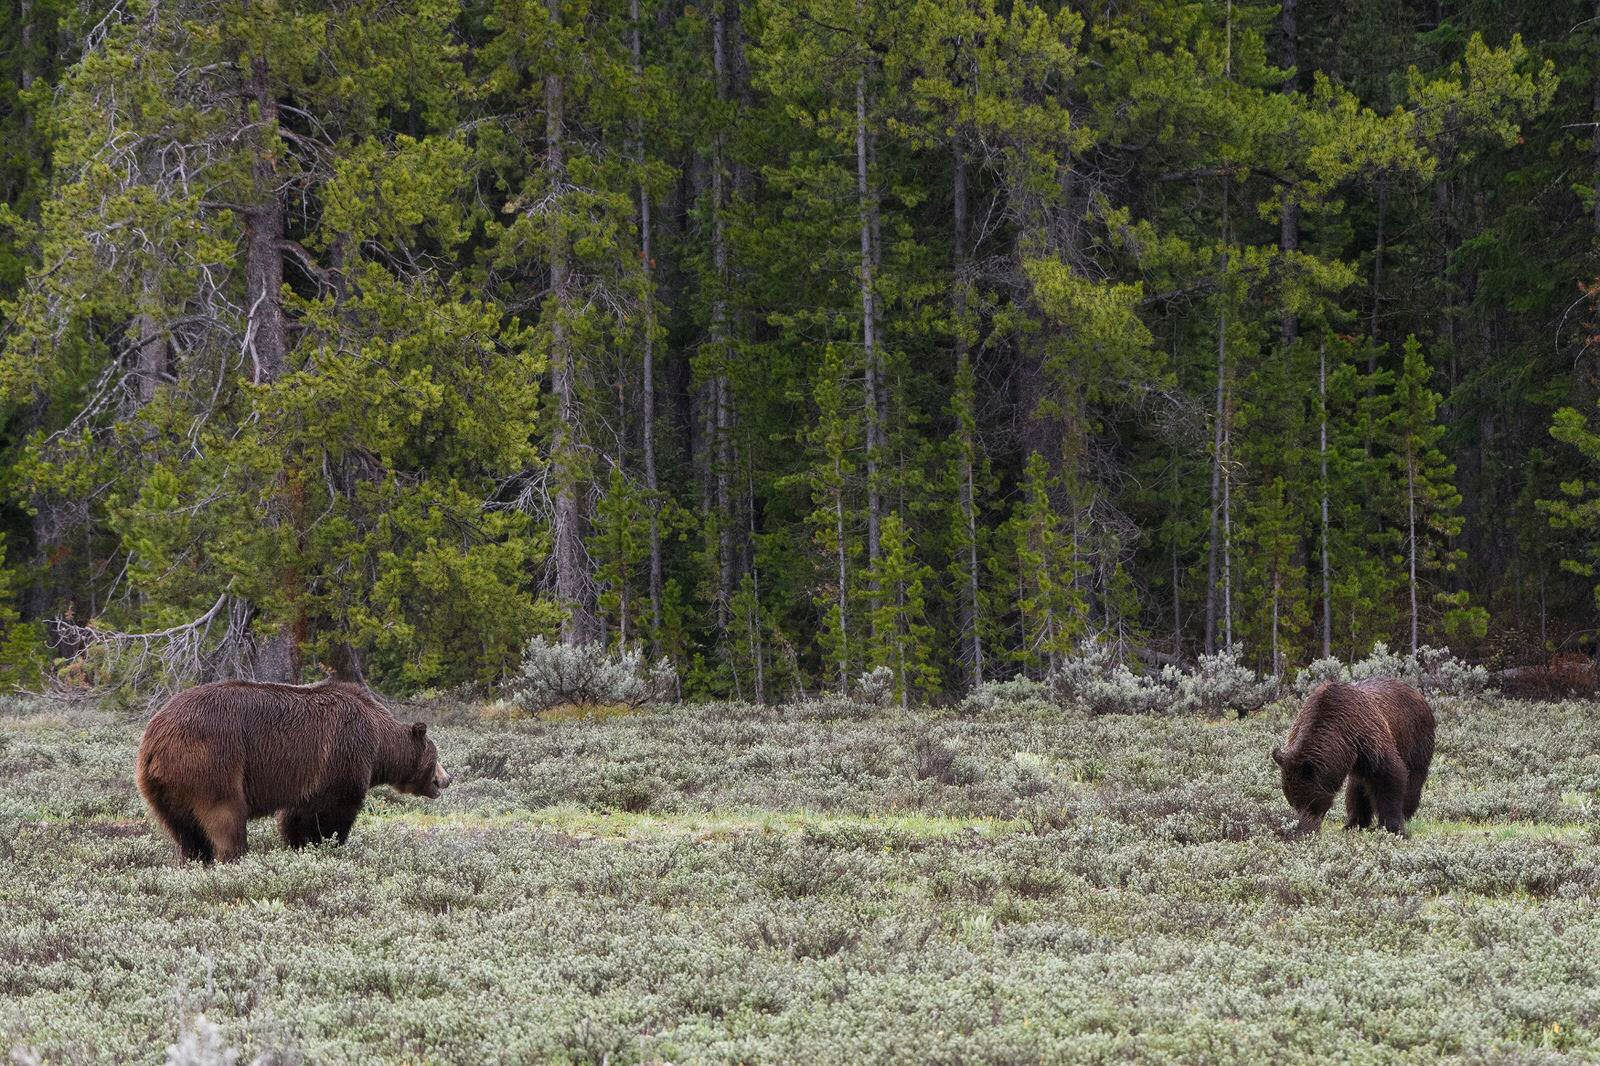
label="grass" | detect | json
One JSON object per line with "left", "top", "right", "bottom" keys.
{"left": 2, "top": 692, "right": 1599, "bottom": 1063}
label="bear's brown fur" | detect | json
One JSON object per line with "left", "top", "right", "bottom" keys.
{"left": 136, "top": 679, "right": 451, "bottom": 863}
{"left": 1271, "top": 678, "right": 1434, "bottom": 835}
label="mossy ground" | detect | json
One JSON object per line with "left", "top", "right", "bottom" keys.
{"left": 3, "top": 694, "right": 1598, "bottom": 1063}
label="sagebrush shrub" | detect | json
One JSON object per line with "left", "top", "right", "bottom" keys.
{"left": 509, "top": 637, "right": 677, "bottom": 712}
{"left": 163, "top": 1015, "right": 241, "bottom": 1066}
{"left": 1170, "top": 646, "right": 1278, "bottom": 718}
{"left": 960, "top": 677, "right": 1054, "bottom": 717}
{"left": 1048, "top": 638, "right": 1176, "bottom": 716}
{"left": 1291, "top": 643, "right": 1487, "bottom": 698}
{"left": 853, "top": 667, "right": 895, "bottom": 708}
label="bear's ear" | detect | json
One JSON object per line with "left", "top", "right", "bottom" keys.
{"left": 1270, "top": 745, "right": 1285, "bottom": 767}
{"left": 411, "top": 722, "right": 427, "bottom": 742}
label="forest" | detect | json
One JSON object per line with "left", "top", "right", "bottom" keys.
{"left": 0, "top": 0, "right": 1597, "bottom": 702}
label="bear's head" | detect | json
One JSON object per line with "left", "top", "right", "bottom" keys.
{"left": 397, "top": 722, "right": 453, "bottom": 799}
{"left": 1271, "top": 746, "right": 1336, "bottom": 833}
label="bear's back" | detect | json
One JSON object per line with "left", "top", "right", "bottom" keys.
{"left": 1288, "top": 678, "right": 1431, "bottom": 755}
{"left": 143, "top": 679, "right": 388, "bottom": 814}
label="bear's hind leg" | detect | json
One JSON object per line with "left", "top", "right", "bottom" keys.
{"left": 195, "top": 802, "right": 248, "bottom": 864}
{"left": 171, "top": 817, "right": 216, "bottom": 864}
{"left": 155, "top": 808, "right": 214, "bottom": 863}
{"left": 1343, "top": 781, "right": 1375, "bottom": 830}
{"left": 142, "top": 783, "right": 214, "bottom": 863}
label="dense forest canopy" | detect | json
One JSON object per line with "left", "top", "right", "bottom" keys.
{"left": 0, "top": 0, "right": 1597, "bottom": 700}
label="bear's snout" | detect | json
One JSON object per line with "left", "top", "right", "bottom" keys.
{"left": 433, "top": 765, "right": 452, "bottom": 791}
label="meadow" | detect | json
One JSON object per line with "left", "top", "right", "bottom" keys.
{"left": 2, "top": 690, "right": 1599, "bottom": 1063}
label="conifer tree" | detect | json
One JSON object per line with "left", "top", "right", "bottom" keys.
{"left": 1385, "top": 336, "right": 1478, "bottom": 650}
{"left": 865, "top": 512, "right": 938, "bottom": 707}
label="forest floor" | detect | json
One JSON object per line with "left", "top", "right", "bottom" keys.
{"left": 2, "top": 692, "right": 1599, "bottom": 1063}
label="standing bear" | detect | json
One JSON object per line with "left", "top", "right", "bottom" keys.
{"left": 137, "top": 679, "right": 452, "bottom": 864}
{"left": 1271, "top": 678, "right": 1434, "bottom": 835}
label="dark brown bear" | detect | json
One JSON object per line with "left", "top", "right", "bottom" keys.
{"left": 136, "top": 679, "right": 451, "bottom": 863}
{"left": 1271, "top": 678, "right": 1434, "bottom": 835}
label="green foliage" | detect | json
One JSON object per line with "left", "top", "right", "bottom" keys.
{"left": 0, "top": 0, "right": 1589, "bottom": 695}
{"left": 1003, "top": 453, "right": 1087, "bottom": 676}
{"left": 864, "top": 512, "right": 939, "bottom": 705}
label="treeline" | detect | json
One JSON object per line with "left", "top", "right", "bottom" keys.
{"left": 1, "top": 0, "right": 1598, "bottom": 701}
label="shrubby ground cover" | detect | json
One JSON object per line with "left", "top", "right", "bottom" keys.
{"left": 2, "top": 692, "right": 1599, "bottom": 1063}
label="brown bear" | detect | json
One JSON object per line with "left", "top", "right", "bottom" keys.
{"left": 1271, "top": 678, "right": 1434, "bottom": 835}
{"left": 136, "top": 679, "right": 451, "bottom": 863}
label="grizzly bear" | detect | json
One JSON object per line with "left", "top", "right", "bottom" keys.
{"left": 1271, "top": 678, "right": 1434, "bottom": 835}
{"left": 136, "top": 679, "right": 451, "bottom": 864}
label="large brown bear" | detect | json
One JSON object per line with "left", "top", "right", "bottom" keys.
{"left": 1271, "top": 678, "right": 1434, "bottom": 835}
{"left": 136, "top": 679, "right": 451, "bottom": 864}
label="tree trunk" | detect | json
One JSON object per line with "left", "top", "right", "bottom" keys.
{"left": 1278, "top": 0, "right": 1298, "bottom": 352}
{"left": 952, "top": 135, "right": 983, "bottom": 688}
{"left": 1319, "top": 340, "right": 1332, "bottom": 658}
{"left": 243, "top": 55, "right": 300, "bottom": 682}
{"left": 547, "top": 0, "right": 593, "bottom": 645}
{"left": 1370, "top": 174, "right": 1386, "bottom": 349}
{"left": 244, "top": 60, "right": 287, "bottom": 385}
{"left": 1593, "top": 0, "right": 1600, "bottom": 236}
{"left": 135, "top": 273, "right": 167, "bottom": 405}
{"left": 1408, "top": 451, "right": 1419, "bottom": 655}
{"left": 1205, "top": 191, "right": 1229, "bottom": 654}
{"left": 631, "top": 0, "right": 663, "bottom": 655}
{"left": 834, "top": 453, "right": 849, "bottom": 693}
{"left": 747, "top": 463, "right": 765, "bottom": 704}
{"left": 711, "top": 0, "right": 737, "bottom": 633}
{"left": 857, "top": 54, "right": 883, "bottom": 609}
{"left": 1171, "top": 454, "right": 1183, "bottom": 661}
{"left": 1271, "top": 575, "right": 1281, "bottom": 678}
{"left": 1221, "top": 419, "right": 1233, "bottom": 650}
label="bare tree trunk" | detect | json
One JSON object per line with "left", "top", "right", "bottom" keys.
{"left": 1171, "top": 454, "right": 1183, "bottom": 661}
{"left": 1222, "top": 419, "right": 1233, "bottom": 650}
{"left": 1370, "top": 174, "right": 1386, "bottom": 350}
{"left": 1271, "top": 574, "right": 1281, "bottom": 678}
{"left": 710, "top": 0, "right": 737, "bottom": 633}
{"left": 1593, "top": 0, "right": 1600, "bottom": 236}
{"left": 1205, "top": 189, "right": 1228, "bottom": 654}
{"left": 1408, "top": 451, "right": 1419, "bottom": 654}
{"left": 747, "top": 462, "right": 765, "bottom": 704}
{"left": 834, "top": 453, "right": 849, "bottom": 693}
{"left": 897, "top": 579, "right": 908, "bottom": 711}
{"left": 631, "top": 0, "right": 663, "bottom": 656}
{"left": 856, "top": 51, "right": 883, "bottom": 608}
{"left": 1278, "top": 0, "right": 1298, "bottom": 352}
{"left": 242, "top": 56, "right": 300, "bottom": 682}
{"left": 1319, "top": 340, "right": 1332, "bottom": 658}
{"left": 547, "top": 0, "right": 593, "bottom": 645}
{"left": 19, "top": 0, "right": 34, "bottom": 104}
{"left": 135, "top": 273, "right": 167, "bottom": 405}
{"left": 952, "top": 135, "right": 983, "bottom": 688}
{"left": 244, "top": 61, "right": 287, "bottom": 385}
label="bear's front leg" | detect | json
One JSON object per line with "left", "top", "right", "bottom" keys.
{"left": 1342, "top": 780, "right": 1375, "bottom": 830}
{"left": 277, "top": 809, "right": 321, "bottom": 848}
{"left": 1368, "top": 761, "right": 1410, "bottom": 835}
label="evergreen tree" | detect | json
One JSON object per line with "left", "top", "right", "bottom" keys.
{"left": 865, "top": 512, "right": 938, "bottom": 707}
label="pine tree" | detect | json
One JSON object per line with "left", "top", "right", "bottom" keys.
{"left": 1385, "top": 336, "right": 1479, "bottom": 650}
{"left": 864, "top": 513, "right": 938, "bottom": 706}
{"left": 1006, "top": 452, "right": 1087, "bottom": 676}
